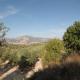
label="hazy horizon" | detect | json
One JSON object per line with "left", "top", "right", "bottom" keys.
{"left": 0, "top": 0, "right": 80, "bottom": 39}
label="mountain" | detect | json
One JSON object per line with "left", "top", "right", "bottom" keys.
{"left": 6, "top": 35, "right": 49, "bottom": 45}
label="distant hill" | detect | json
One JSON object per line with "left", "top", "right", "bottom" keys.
{"left": 6, "top": 35, "right": 49, "bottom": 45}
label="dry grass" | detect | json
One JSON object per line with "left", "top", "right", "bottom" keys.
{"left": 62, "top": 54, "right": 80, "bottom": 63}
{"left": 29, "top": 54, "right": 80, "bottom": 80}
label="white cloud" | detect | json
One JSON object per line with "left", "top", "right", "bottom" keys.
{"left": 0, "top": 6, "right": 18, "bottom": 19}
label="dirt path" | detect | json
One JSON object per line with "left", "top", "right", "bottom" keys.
{"left": 0, "top": 66, "right": 19, "bottom": 80}
{"left": 0, "top": 58, "right": 43, "bottom": 80}
{"left": 25, "top": 58, "right": 43, "bottom": 79}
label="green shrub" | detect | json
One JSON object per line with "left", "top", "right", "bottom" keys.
{"left": 42, "top": 39, "right": 64, "bottom": 65}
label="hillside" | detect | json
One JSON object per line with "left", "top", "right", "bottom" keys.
{"left": 6, "top": 35, "right": 49, "bottom": 45}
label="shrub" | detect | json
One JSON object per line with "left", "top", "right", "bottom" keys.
{"left": 42, "top": 39, "right": 64, "bottom": 65}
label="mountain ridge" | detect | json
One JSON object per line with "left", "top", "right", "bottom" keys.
{"left": 6, "top": 35, "right": 50, "bottom": 45}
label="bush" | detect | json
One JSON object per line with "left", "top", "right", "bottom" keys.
{"left": 42, "top": 39, "right": 64, "bottom": 65}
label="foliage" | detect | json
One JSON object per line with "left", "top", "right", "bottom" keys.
{"left": 63, "top": 21, "right": 80, "bottom": 54}
{"left": 18, "top": 56, "right": 30, "bottom": 72}
{"left": 42, "top": 39, "right": 64, "bottom": 64}
{"left": 0, "top": 43, "right": 44, "bottom": 68}
{"left": 0, "top": 22, "right": 9, "bottom": 46}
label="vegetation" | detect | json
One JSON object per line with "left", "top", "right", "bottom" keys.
{"left": 29, "top": 21, "right": 80, "bottom": 80}
{"left": 42, "top": 39, "right": 64, "bottom": 65}
{"left": 63, "top": 21, "right": 80, "bottom": 54}
{"left": 0, "top": 22, "right": 9, "bottom": 46}
{"left": 0, "top": 21, "right": 80, "bottom": 80}
{"left": 29, "top": 59, "right": 80, "bottom": 80}
{"left": 0, "top": 22, "right": 9, "bottom": 64}
{"left": 0, "top": 43, "right": 45, "bottom": 72}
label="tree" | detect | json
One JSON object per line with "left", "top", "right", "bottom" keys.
{"left": 42, "top": 39, "right": 64, "bottom": 64}
{"left": 0, "top": 22, "right": 9, "bottom": 46}
{"left": 63, "top": 21, "right": 80, "bottom": 54}
{"left": 0, "top": 22, "right": 9, "bottom": 63}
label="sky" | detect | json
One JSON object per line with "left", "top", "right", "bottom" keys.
{"left": 0, "top": 0, "right": 80, "bottom": 38}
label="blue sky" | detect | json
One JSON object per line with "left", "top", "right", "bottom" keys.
{"left": 0, "top": 0, "right": 80, "bottom": 38}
